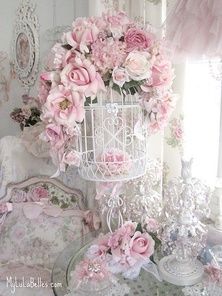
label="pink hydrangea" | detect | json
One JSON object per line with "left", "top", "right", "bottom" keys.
{"left": 91, "top": 38, "right": 127, "bottom": 74}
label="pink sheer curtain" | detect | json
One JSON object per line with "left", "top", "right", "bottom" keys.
{"left": 165, "top": 0, "right": 222, "bottom": 60}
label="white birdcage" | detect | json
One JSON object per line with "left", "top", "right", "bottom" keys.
{"left": 77, "top": 88, "right": 148, "bottom": 182}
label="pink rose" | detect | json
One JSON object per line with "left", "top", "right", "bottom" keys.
{"left": 112, "top": 67, "right": 129, "bottom": 87}
{"left": 42, "top": 85, "right": 85, "bottom": 126}
{"left": 142, "top": 60, "right": 174, "bottom": 91}
{"left": 125, "top": 28, "right": 154, "bottom": 51}
{"left": 28, "top": 186, "right": 48, "bottom": 202}
{"left": 42, "top": 123, "right": 65, "bottom": 149}
{"left": 173, "top": 126, "right": 183, "bottom": 140}
{"left": 124, "top": 51, "right": 152, "bottom": 81}
{"left": 103, "top": 11, "right": 130, "bottom": 38}
{"left": 98, "top": 148, "right": 132, "bottom": 176}
{"left": 60, "top": 57, "right": 105, "bottom": 97}
{"left": 63, "top": 18, "right": 99, "bottom": 53}
{"left": 145, "top": 218, "right": 159, "bottom": 233}
{"left": 62, "top": 150, "right": 81, "bottom": 167}
{"left": 130, "top": 231, "right": 155, "bottom": 260}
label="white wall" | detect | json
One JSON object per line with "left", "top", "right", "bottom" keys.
{"left": 0, "top": 0, "right": 89, "bottom": 138}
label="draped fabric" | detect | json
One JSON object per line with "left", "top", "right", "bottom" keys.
{"left": 165, "top": 0, "right": 222, "bottom": 60}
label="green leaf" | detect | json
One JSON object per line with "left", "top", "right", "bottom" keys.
{"left": 149, "top": 232, "right": 162, "bottom": 248}
{"left": 62, "top": 44, "right": 72, "bottom": 50}
{"left": 135, "top": 223, "right": 143, "bottom": 233}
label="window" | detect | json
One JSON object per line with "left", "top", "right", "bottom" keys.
{"left": 183, "top": 60, "right": 221, "bottom": 185}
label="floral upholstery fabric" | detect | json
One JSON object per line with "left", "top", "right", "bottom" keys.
{"left": 0, "top": 181, "right": 100, "bottom": 295}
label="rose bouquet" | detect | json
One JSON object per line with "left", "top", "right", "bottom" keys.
{"left": 10, "top": 94, "right": 41, "bottom": 130}
{"left": 69, "top": 220, "right": 161, "bottom": 292}
{"left": 38, "top": 11, "right": 175, "bottom": 172}
{"left": 97, "top": 148, "right": 132, "bottom": 176}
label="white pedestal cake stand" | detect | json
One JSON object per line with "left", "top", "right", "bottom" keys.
{"left": 158, "top": 255, "right": 204, "bottom": 286}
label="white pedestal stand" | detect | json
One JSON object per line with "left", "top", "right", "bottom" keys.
{"left": 158, "top": 255, "right": 204, "bottom": 286}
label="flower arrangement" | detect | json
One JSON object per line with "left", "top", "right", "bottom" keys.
{"left": 10, "top": 94, "right": 41, "bottom": 130}
{"left": 97, "top": 148, "right": 132, "bottom": 176}
{"left": 69, "top": 219, "right": 161, "bottom": 290}
{"left": 165, "top": 115, "right": 184, "bottom": 149}
{"left": 38, "top": 11, "right": 175, "bottom": 172}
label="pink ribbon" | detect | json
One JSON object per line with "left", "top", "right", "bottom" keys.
{"left": 95, "top": 182, "right": 123, "bottom": 200}
{"left": 95, "top": 181, "right": 124, "bottom": 233}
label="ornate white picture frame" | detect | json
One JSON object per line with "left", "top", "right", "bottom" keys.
{"left": 12, "top": 0, "right": 39, "bottom": 91}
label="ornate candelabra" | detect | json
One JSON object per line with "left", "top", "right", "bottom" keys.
{"left": 158, "top": 159, "right": 211, "bottom": 286}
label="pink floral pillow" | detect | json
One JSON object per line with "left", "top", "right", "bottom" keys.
{"left": 0, "top": 183, "right": 100, "bottom": 282}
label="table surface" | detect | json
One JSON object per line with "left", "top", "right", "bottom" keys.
{"left": 51, "top": 231, "right": 188, "bottom": 296}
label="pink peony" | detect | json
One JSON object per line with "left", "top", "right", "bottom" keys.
{"left": 112, "top": 67, "right": 129, "bottom": 87}
{"left": 98, "top": 148, "right": 132, "bottom": 176}
{"left": 91, "top": 38, "right": 127, "bottom": 74}
{"left": 60, "top": 57, "right": 105, "bottom": 97}
{"left": 129, "top": 231, "right": 155, "bottom": 260}
{"left": 124, "top": 51, "right": 152, "bottom": 81}
{"left": 42, "top": 85, "right": 85, "bottom": 126}
{"left": 63, "top": 18, "right": 99, "bottom": 53}
{"left": 125, "top": 27, "right": 154, "bottom": 51}
{"left": 27, "top": 186, "right": 48, "bottom": 202}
